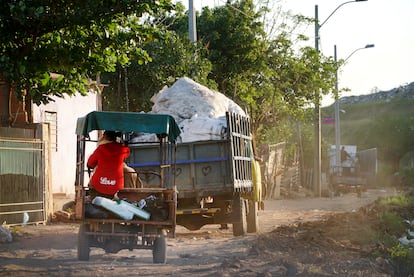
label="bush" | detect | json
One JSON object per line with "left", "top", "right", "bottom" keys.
{"left": 389, "top": 244, "right": 414, "bottom": 276}
{"left": 399, "top": 168, "right": 414, "bottom": 187}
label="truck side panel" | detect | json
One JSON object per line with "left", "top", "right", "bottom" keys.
{"left": 129, "top": 140, "right": 233, "bottom": 197}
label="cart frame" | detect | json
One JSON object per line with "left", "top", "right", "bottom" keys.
{"left": 74, "top": 111, "right": 180, "bottom": 263}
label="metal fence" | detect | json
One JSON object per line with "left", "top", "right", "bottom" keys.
{"left": 0, "top": 138, "right": 46, "bottom": 225}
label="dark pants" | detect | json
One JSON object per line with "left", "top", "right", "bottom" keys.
{"left": 87, "top": 187, "right": 114, "bottom": 200}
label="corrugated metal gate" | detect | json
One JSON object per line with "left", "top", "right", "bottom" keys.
{"left": 0, "top": 138, "right": 46, "bottom": 225}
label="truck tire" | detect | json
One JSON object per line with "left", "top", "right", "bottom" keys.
{"left": 232, "top": 198, "right": 247, "bottom": 236}
{"left": 247, "top": 200, "right": 259, "bottom": 233}
{"left": 77, "top": 224, "right": 90, "bottom": 261}
{"left": 153, "top": 234, "right": 167, "bottom": 264}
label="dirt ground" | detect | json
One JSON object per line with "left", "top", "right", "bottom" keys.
{"left": 0, "top": 189, "right": 398, "bottom": 277}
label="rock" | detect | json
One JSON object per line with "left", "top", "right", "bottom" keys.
{"left": 0, "top": 224, "right": 13, "bottom": 243}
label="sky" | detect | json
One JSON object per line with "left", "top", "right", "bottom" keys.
{"left": 175, "top": 0, "right": 414, "bottom": 106}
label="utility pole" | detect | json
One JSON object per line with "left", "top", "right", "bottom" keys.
{"left": 314, "top": 5, "right": 322, "bottom": 197}
{"left": 313, "top": 0, "right": 368, "bottom": 197}
{"left": 189, "top": 0, "right": 197, "bottom": 42}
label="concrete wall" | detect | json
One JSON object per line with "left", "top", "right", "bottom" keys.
{"left": 32, "top": 93, "right": 99, "bottom": 194}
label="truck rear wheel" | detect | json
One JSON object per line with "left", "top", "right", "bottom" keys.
{"left": 247, "top": 200, "right": 259, "bottom": 233}
{"left": 153, "top": 233, "right": 167, "bottom": 264}
{"left": 232, "top": 198, "right": 247, "bottom": 236}
{"left": 152, "top": 230, "right": 167, "bottom": 264}
{"left": 77, "top": 224, "right": 90, "bottom": 261}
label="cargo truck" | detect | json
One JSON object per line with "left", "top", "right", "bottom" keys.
{"left": 329, "top": 146, "right": 377, "bottom": 195}
{"left": 128, "top": 112, "right": 260, "bottom": 236}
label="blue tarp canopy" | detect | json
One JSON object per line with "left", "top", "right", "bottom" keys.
{"left": 76, "top": 111, "right": 181, "bottom": 142}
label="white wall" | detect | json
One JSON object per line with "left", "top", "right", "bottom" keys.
{"left": 32, "top": 93, "right": 99, "bottom": 194}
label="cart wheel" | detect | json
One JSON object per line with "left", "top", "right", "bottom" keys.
{"left": 153, "top": 235, "right": 167, "bottom": 264}
{"left": 78, "top": 224, "right": 90, "bottom": 261}
{"left": 233, "top": 197, "right": 247, "bottom": 236}
{"left": 247, "top": 200, "right": 259, "bottom": 233}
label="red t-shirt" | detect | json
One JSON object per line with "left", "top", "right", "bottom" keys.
{"left": 87, "top": 142, "right": 130, "bottom": 195}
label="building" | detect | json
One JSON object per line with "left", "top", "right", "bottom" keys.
{"left": 0, "top": 76, "right": 100, "bottom": 224}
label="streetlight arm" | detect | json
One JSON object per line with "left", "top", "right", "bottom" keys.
{"left": 344, "top": 44, "right": 375, "bottom": 62}
{"left": 319, "top": 1, "right": 356, "bottom": 29}
{"left": 315, "top": 0, "right": 368, "bottom": 51}
{"left": 319, "top": 0, "right": 368, "bottom": 29}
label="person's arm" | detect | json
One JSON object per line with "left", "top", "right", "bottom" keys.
{"left": 87, "top": 149, "right": 99, "bottom": 169}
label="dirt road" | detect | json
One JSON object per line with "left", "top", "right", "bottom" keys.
{"left": 0, "top": 189, "right": 396, "bottom": 276}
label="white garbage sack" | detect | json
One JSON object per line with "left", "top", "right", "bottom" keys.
{"left": 135, "top": 77, "right": 247, "bottom": 143}
{"left": 179, "top": 115, "right": 227, "bottom": 143}
{"left": 151, "top": 77, "right": 246, "bottom": 122}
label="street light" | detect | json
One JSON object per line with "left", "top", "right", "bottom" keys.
{"left": 343, "top": 44, "right": 375, "bottom": 63}
{"left": 313, "top": 0, "right": 367, "bottom": 197}
{"left": 334, "top": 43, "right": 374, "bottom": 171}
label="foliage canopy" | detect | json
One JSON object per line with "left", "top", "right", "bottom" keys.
{"left": 0, "top": 0, "right": 173, "bottom": 104}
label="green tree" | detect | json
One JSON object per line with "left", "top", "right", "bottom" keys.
{"left": 161, "top": 1, "right": 338, "bottom": 177}
{"left": 0, "top": 0, "right": 173, "bottom": 104}
{"left": 101, "top": 32, "right": 213, "bottom": 112}
{"left": 196, "top": 0, "right": 268, "bottom": 95}
{"left": 181, "top": 1, "right": 336, "bottom": 132}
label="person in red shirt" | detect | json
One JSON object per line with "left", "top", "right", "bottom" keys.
{"left": 87, "top": 130, "right": 130, "bottom": 197}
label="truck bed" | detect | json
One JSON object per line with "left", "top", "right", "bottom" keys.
{"left": 129, "top": 140, "right": 243, "bottom": 198}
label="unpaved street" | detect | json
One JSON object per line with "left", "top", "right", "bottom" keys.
{"left": 0, "top": 189, "right": 396, "bottom": 276}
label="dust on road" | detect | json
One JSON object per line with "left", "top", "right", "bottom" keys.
{"left": 0, "top": 189, "right": 396, "bottom": 276}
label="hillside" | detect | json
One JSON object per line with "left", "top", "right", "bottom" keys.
{"left": 339, "top": 82, "right": 414, "bottom": 105}
{"left": 321, "top": 82, "right": 414, "bottom": 186}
